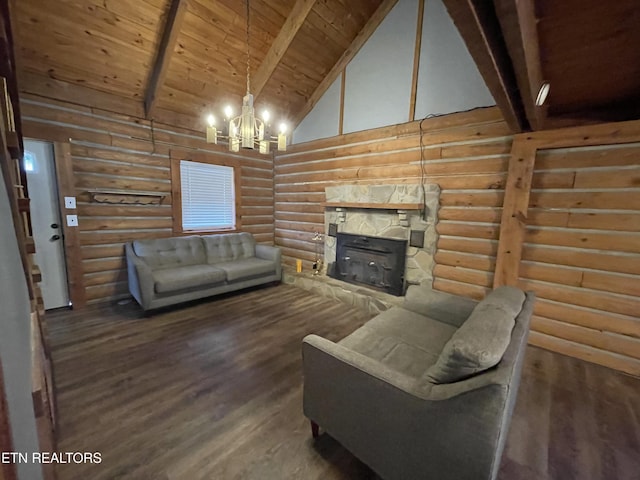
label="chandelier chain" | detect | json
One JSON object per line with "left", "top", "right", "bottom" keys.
{"left": 245, "top": 0, "right": 251, "bottom": 95}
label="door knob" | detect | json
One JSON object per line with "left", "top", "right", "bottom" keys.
{"left": 50, "top": 234, "right": 61, "bottom": 241}
{"left": 51, "top": 223, "right": 59, "bottom": 229}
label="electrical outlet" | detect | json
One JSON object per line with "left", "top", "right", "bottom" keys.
{"left": 64, "top": 196, "right": 76, "bottom": 209}
{"left": 66, "top": 215, "right": 78, "bottom": 227}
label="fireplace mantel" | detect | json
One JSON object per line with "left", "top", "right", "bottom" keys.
{"left": 325, "top": 184, "right": 434, "bottom": 208}
{"left": 324, "top": 202, "right": 422, "bottom": 210}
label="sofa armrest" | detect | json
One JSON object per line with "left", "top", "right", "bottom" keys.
{"left": 303, "top": 334, "right": 417, "bottom": 393}
{"left": 255, "top": 244, "right": 280, "bottom": 262}
{"left": 402, "top": 285, "right": 478, "bottom": 327}
{"left": 125, "top": 243, "right": 155, "bottom": 310}
{"left": 255, "top": 244, "right": 282, "bottom": 279}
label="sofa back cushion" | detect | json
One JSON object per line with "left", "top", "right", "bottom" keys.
{"left": 202, "top": 232, "right": 256, "bottom": 264}
{"left": 132, "top": 236, "right": 205, "bottom": 270}
{"left": 426, "top": 286, "right": 526, "bottom": 384}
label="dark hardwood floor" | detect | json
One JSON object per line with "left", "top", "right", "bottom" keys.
{"left": 47, "top": 284, "right": 640, "bottom": 480}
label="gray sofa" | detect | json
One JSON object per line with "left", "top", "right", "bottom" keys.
{"left": 126, "top": 232, "right": 281, "bottom": 311}
{"left": 303, "top": 285, "right": 534, "bottom": 480}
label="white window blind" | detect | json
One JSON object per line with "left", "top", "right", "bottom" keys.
{"left": 180, "top": 160, "right": 236, "bottom": 231}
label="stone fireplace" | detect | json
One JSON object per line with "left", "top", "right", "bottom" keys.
{"left": 324, "top": 184, "right": 440, "bottom": 292}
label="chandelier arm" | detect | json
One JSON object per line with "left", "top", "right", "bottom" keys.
{"left": 246, "top": 0, "right": 251, "bottom": 96}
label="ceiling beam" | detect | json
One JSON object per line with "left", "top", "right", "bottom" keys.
{"left": 493, "top": 0, "right": 546, "bottom": 130}
{"left": 253, "top": 0, "right": 316, "bottom": 99}
{"left": 293, "top": 0, "right": 399, "bottom": 128}
{"left": 442, "top": 0, "right": 527, "bottom": 132}
{"left": 144, "top": 0, "right": 188, "bottom": 119}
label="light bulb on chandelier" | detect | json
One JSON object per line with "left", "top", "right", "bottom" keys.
{"left": 204, "top": 0, "right": 288, "bottom": 153}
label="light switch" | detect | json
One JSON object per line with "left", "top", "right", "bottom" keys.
{"left": 66, "top": 215, "right": 78, "bottom": 227}
{"left": 64, "top": 196, "right": 76, "bottom": 209}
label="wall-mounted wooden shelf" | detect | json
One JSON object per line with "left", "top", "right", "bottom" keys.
{"left": 324, "top": 202, "right": 422, "bottom": 210}
{"left": 87, "top": 189, "right": 169, "bottom": 205}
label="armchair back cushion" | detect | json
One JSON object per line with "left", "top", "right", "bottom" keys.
{"left": 132, "top": 236, "right": 205, "bottom": 270}
{"left": 427, "top": 286, "right": 525, "bottom": 384}
{"left": 202, "top": 232, "right": 256, "bottom": 264}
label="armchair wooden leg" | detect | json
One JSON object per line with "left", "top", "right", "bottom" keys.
{"left": 310, "top": 420, "right": 320, "bottom": 438}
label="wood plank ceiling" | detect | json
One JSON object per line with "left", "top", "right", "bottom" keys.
{"left": 444, "top": 0, "right": 640, "bottom": 132}
{"left": 11, "top": 0, "right": 384, "bottom": 126}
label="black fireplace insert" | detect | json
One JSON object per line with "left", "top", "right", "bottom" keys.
{"left": 330, "top": 233, "right": 407, "bottom": 296}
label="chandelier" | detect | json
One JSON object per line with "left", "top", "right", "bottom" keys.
{"left": 205, "top": 0, "right": 287, "bottom": 154}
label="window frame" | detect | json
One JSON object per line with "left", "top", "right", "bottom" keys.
{"left": 170, "top": 151, "right": 242, "bottom": 235}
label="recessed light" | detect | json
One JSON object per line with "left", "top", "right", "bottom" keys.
{"left": 536, "top": 82, "right": 550, "bottom": 106}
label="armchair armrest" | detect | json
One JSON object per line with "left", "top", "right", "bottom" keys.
{"left": 125, "top": 243, "right": 155, "bottom": 310}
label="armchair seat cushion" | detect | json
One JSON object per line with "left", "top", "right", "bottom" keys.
{"left": 215, "top": 258, "right": 276, "bottom": 282}
{"left": 153, "top": 264, "right": 226, "bottom": 293}
{"left": 339, "top": 307, "right": 457, "bottom": 377}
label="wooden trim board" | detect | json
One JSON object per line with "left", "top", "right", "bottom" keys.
{"left": 54, "top": 142, "right": 86, "bottom": 307}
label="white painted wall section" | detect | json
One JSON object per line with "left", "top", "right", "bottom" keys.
{"left": 0, "top": 167, "right": 43, "bottom": 480}
{"left": 292, "top": 76, "right": 341, "bottom": 144}
{"left": 343, "top": 0, "right": 418, "bottom": 134}
{"left": 291, "top": 0, "right": 497, "bottom": 144}
{"left": 414, "top": 0, "right": 495, "bottom": 119}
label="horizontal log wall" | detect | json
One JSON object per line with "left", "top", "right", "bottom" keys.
{"left": 274, "top": 107, "right": 513, "bottom": 289}
{"left": 21, "top": 96, "right": 274, "bottom": 305}
{"left": 276, "top": 108, "right": 640, "bottom": 376}
{"left": 520, "top": 143, "right": 640, "bottom": 376}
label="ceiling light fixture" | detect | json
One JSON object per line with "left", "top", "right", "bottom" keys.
{"left": 205, "top": 0, "right": 287, "bottom": 153}
{"left": 535, "top": 82, "right": 550, "bottom": 106}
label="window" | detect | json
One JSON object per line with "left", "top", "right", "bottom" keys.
{"left": 177, "top": 159, "right": 238, "bottom": 232}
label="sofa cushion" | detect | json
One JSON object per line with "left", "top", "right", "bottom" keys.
{"left": 133, "top": 236, "right": 205, "bottom": 270}
{"left": 202, "top": 232, "right": 256, "bottom": 264}
{"left": 152, "top": 265, "right": 226, "bottom": 294}
{"left": 215, "top": 258, "right": 276, "bottom": 282}
{"left": 426, "top": 286, "right": 526, "bottom": 384}
{"left": 339, "top": 307, "right": 457, "bottom": 378}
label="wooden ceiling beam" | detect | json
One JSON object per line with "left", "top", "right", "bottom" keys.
{"left": 293, "top": 0, "right": 399, "bottom": 128}
{"left": 144, "top": 0, "right": 188, "bottom": 119}
{"left": 253, "top": 0, "right": 316, "bottom": 100}
{"left": 493, "top": 0, "right": 546, "bottom": 130}
{"left": 442, "top": 0, "right": 527, "bottom": 133}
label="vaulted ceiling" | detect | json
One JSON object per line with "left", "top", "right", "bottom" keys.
{"left": 11, "top": 0, "right": 389, "bottom": 127}
{"left": 11, "top": 0, "right": 640, "bottom": 134}
{"left": 444, "top": 0, "right": 640, "bottom": 132}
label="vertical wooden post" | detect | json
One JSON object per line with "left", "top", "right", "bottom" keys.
{"left": 54, "top": 142, "right": 86, "bottom": 307}
{"left": 409, "top": 0, "right": 425, "bottom": 122}
{"left": 493, "top": 137, "right": 537, "bottom": 287}
{"left": 338, "top": 69, "right": 346, "bottom": 135}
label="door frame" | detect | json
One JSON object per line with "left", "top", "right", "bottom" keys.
{"left": 25, "top": 139, "right": 86, "bottom": 308}
{"left": 52, "top": 142, "right": 86, "bottom": 308}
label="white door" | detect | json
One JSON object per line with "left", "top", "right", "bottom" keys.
{"left": 24, "top": 140, "right": 70, "bottom": 309}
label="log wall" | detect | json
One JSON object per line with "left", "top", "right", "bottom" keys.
{"left": 274, "top": 107, "right": 512, "bottom": 285}
{"left": 521, "top": 143, "right": 640, "bottom": 376}
{"left": 275, "top": 107, "right": 640, "bottom": 376}
{"left": 20, "top": 96, "right": 274, "bottom": 306}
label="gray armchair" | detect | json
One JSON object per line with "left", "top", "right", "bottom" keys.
{"left": 302, "top": 286, "right": 534, "bottom": 480}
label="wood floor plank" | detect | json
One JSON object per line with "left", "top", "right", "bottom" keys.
{"left": 46, "top": 284, "right": 640, "bottom": 480}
